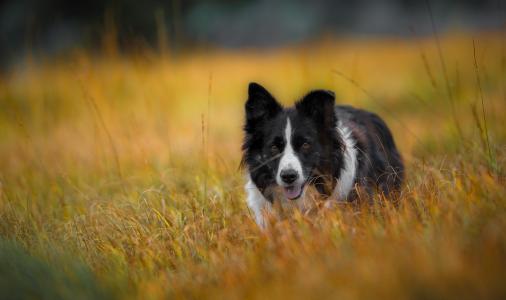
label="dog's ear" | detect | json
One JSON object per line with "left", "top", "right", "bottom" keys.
{"left": 245, "top": 82, "right": 282, "bottom": 123}
{"left": 296, "top": 90, "right": 336, "bottom": 128}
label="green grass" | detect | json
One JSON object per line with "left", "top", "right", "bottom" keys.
{"left": 0, "top": 32, "right": 505, "bottom": 299}
{"left": 0, "top": 238, "right": 110, "bottom": 299}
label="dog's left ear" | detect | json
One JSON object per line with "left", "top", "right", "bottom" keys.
{"left": 296, "top": 90, "right": 336, "bottom": 128}
{"left": 245, "top": 82, "right": 282, "bottom": 122}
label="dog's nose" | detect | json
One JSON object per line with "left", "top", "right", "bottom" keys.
{"left": 280, "top": 169, "right": 298, "bottom": 184}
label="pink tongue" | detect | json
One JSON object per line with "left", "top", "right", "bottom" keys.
{"left": 283, "top": 185, "right": 302, "bottom": 199}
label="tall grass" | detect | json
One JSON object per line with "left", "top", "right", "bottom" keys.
{"left": 0, "top": 32, "right": 505, "bottom": 299}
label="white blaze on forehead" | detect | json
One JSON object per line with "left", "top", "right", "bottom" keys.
{"left": 276, "top": 118, "right": 304, "bottom": 186}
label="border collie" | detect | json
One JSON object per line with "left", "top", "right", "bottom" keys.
{"left": 242, "top": 82, "right": 404, "bottom": 228}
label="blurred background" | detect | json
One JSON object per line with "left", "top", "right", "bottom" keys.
{"left": 0, "top": 0, "right": 504, "bottom": 68}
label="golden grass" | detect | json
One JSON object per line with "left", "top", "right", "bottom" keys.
{"left": 0, "top": 32, "right": 505, "bottom": 299}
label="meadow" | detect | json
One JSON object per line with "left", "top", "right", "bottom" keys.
{"left": 0, "top": 31, "right": 505, "bottom": 299}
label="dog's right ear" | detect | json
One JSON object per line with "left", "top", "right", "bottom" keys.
{"left": 245, "top": 82, "right": 282, "bottom": 123}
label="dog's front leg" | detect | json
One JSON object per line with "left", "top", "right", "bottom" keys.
{"left": 245, "top": 179, "right": 272, "bottom": 229}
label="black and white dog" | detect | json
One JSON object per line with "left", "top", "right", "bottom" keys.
{"left": 242, "top": 83, "right": 404, "bottom": 227}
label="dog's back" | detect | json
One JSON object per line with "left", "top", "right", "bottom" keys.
{"left": 335, "top": 105, "right": 404, "bottom": 199}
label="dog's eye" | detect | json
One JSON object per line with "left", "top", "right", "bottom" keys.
{"left": 271, "top": 145, "right": 279, "bottom": 154}
{"left": 301, "top": 142, "right": 311, "bottom": 151}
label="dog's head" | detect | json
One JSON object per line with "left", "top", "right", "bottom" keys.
{"left": 242, "top": 82, "right": 342, "bottom": 202}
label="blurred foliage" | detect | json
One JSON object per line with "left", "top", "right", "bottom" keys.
{"left": 1, "top": 0, "right": 504, "bottom": 68}
{"left": 0, "top": 238, "right": 112, "bottom": 300}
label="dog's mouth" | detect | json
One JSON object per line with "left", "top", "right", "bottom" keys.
{"left": 282, "top": 184, "right": 305, "bottom": 200}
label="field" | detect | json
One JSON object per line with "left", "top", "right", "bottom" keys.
{"left": 0, "top": 32, "right": 505, "bottom": 299}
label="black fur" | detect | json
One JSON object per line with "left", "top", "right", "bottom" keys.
{"left": 242, "top": 82, "right": 403, "bottom": 203}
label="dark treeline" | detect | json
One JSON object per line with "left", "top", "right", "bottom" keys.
{"left": 0, "top": 0, "right": 504, "bottom": 67}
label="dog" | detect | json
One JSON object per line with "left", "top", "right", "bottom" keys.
{"left": 242, "top": 82, "right": 404, "bottom": 228}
